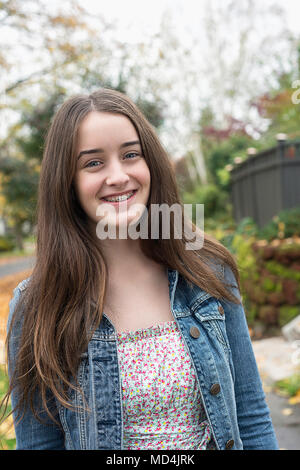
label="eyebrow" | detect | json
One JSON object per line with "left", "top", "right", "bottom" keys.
{"left": 77, "top": 140, "right": 141, "bottom": 160}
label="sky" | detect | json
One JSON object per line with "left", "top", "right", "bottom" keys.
{"left": 83, "top": 0, "right": 203, "bottom": 44}
{"left": 82, "top": 0, "right": 300, "bottom": 40}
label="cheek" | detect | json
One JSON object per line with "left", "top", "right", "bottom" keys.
{"left": 136, "top": 161, "right": 151, "bottom": 188}
{"left": 74, "top": 174, "right": 99, "bottom": 201}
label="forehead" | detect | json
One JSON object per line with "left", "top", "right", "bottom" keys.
{"left": 77, "top": 111, "right": 139, "bottom": 150}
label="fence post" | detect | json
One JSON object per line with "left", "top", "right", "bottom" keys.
{"left": 276, "top": 133, "right": 287, "bottom": 212}
{"left": 247, "top": 147, "right": 258, "bottom": 224}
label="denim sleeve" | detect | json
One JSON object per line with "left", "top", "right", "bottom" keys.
{"left": 7, "top": 282, "right": 65, "bottom": 450}
{"left": 222, "top": 265, "right": 279, "bottom": 450}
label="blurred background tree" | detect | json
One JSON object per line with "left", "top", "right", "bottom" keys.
{"left": 1, "top": 0, "right": 300, "bottom": 244}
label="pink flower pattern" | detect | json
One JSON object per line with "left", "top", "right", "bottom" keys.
{"left": 116, "top": 320, "right": 216, "bottom": 450}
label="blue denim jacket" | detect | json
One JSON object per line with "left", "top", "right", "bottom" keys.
{"left": 7, "top": 264, "right": 279, "bottom": 450}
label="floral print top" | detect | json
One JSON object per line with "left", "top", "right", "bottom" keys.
{"left": 116, "top": 320, "right": 216, "bottom": 450}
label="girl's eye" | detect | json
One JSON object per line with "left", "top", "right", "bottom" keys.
{"left": 84, "top": 153, "right": 140, "bottom": 168}
{"left": 85, "top": 160, "right": 101, "bottom": 168}
{"left": 125, "top": 152, "right": 139, "bottom": 159}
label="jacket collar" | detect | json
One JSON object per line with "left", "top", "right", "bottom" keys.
{"left": 167, "top": 267, "right": 213, "bottom": 317}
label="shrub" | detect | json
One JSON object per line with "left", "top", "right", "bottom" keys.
{"left": 183, "top": 184, "right": 229, "bottom": 219}
{"left": 278, "top": 306, "right": 300, "bottom": 327}
{"left": 265, "top": 260, "right": 300, "bottom": 282}
{"left": 0, "top": 237, "right": 15, "bottom": 253}
{"left": 275, "top": 374, "right": 300, "bottom": 397}
{"left": 258, "top": 207, "right": 300, "bottom": 241}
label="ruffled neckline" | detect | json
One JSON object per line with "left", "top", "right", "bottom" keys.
{"left": 116, "top": 320, "right": 178, "bottom": 343}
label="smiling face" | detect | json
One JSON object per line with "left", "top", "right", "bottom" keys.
{"left": 73, "top": 111, "right": 151, "bottom": 234}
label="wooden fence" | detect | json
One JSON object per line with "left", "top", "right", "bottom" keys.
{"left": 230, "top": 136, "right": 300, "bottom": 228}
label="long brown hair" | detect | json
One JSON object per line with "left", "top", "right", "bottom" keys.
{"left": 1, "top": 88, "right": 241, "bottom": 427}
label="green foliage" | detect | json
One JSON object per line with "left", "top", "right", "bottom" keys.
{"left": 278, "top": 305, "right": 300, "bottom": 327}
{"left": 275, "top": 374, "right": 300, "bottom": 397}
{"left": 17, "top": 90, "right": 66, "bottom": 163}
{"left": 265, "top": 260, "right": 300, "bottom": 282}
{"left": 203, "top": 134, "right": 259, "bottom": 190}
{"left": 183, "top": 183, "right": 230, "bottom": 219}
{"left": 236, "top": 217, "right": 259, "bottom": 236}
{"left": 0, "top": 365, "right": 16, "bottom": 450}
{"left": 216, "top": 166, "right": 231, "bottom": 188}
{"left": 0, "top": 89, "right": 67, "bottom": 248}
{"left": 243, "top": 300, "right": 258, "bottom": 326}
{"left": 0, "top": 236, "right": 15, "bottom": 252}
{"left": 261, "top": 276, "right": 282, "bottom": 294}
{"left": 231, "top": 233, "right": 258, "bottom": 281}
{"left": 258, "top": 207, "right": 300, "bottom": 241}
{"left": 81, "top": 77, "right": 165, "bottom": 130}
{"left": 255, "top": 69, "right": 300, "bottom": 145}
{"left": 0, "top": 157, "right": 39, "bottom": 249}
{"left": 135, "top": 97, "right": 165, "bottom": 129}
{"left": 262, "top": 277, "right": 278, "bottom": 293}
{"left": 215, "top": 217, "right": 258, "bottom": 256}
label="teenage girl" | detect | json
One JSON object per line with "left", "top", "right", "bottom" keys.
{"left": 2, "top": 88, "right": 278, "bottom": 450}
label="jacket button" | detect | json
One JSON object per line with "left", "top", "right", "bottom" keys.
{"left": 225, "top": 439, "right": 234, "bottom": 450}
{"left": 210, "top": 383, "right": 221, "bottom": 395}
{"left": 190, "top": 326, "right": 200, "bottom": 338}
{"left": 218, "top": 305, "right": 224, "bottom": 315}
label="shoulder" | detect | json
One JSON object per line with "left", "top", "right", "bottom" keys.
{"left": 7, "top": 276, "right": 31, "bottom": 334}
{"left": 204, "top": 254, "right": 240, "bottom": 293}
{"left": 10, "top": 276, "right": 31, "bottom": 303}
{"left": 205, "top": 257, "right": 241, "bottom": 304}
{"left": 207, "top": 257, "right": 238, "bottom": 286}
{"left": 15, "top": 277, "right": 31, "bottom": 292}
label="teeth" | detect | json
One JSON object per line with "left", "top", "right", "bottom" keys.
{"left": 103, "top": 191, "right": 135, "bottom": 202}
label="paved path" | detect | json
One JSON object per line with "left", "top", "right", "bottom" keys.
{"left": 0, "top": 256, "right": 35, "bottom": 278}
{"left": 252, "top": 337, "right": 300, "bottom": 450}
{"left": 252, "top": 336, "right": 298, "bottom": 383}
{"left": 265, "top": 391, "right": 300, "bottom": 450}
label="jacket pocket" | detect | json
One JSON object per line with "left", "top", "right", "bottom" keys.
{"left": 191, "top": 297, "right": 235, "bottom": 382}
{"left": 191, "top": 297, "right": 230, "bottom": 350}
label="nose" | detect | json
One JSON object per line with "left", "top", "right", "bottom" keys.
{"left": 105, "top": 158, "right": 130, "bottom": 186}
